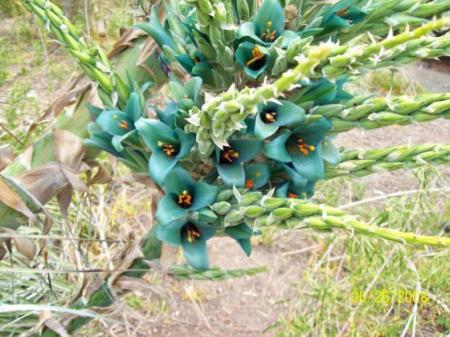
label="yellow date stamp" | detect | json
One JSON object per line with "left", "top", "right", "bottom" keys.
{"left": 350, "top": 289, "right": 430, "bottom": 305}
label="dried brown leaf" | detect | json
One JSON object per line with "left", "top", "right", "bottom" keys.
{"left": 27, "top": 76, "right": 91, "bottom": 135}
{"left": 0, "top": 145, "right": 14, "bottom": 171}
{"left": 0, "top": 177, "right": 35, "bottom": 220}
{"left": 108, "top": 29, "right": 145, "bottom": 58}
{"left": 13, "top": 235, "right": 36, "bottom": 261}
{"left": 53, "top": 129, "right": 85, "bottom": 171}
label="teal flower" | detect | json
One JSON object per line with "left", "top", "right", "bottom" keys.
{"left": 158, "top": 77, "right": 203, "bottom": 128}
{"left": 215, "top": 139, "right": 262, "bottom": 187}
{"left": 292, "top": 77, "right": 352, "bottom": 106}
{"left": 244, "top": 163, "right": 270, "bottom": 189}
{"left": 224, "top": 223, "right": 257, "bottom": 256}
{"left": 156, "top": 168, "right": 219, "bottom": 225}
{"left": 263, "top": 118, "right": 332, "bottom": 181}
{"left": 320, "top": 0, "right": 366, "bottom": 29}
{"left": 276, "top": 180, "right": 316, "bottom": 200}
{"left": 93, "top": 92, "right": 142, "bottom": 152}
{"left": 157, "top": 218, "right": 216, "bottom": 270}
{"left": 236, "top": 0, "right": 298, "bottom": 47}
{"left": 275, "top": 164, "right": 316, "bottom": 199}
{"left": 235, "top": 42, "right": 271, "bottom": 79}
{"left": 135, "top": 119, "right": 195, "bottom": 184}
{"left": 322, "top": 136, "right": 341, "bottom": 165}
{"left": 254, "top": 100, "right": 305, "bottom": 139}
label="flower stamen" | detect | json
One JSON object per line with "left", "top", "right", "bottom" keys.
{"left": 288, "top": 192, "right": 298, "bottom": 199}
{"left": 220, "top": 147, "right": 240, "bottom": 164}
{"left": 261, "top": 21, "right": 276, "bottom": 42}
{"left": 178, "top": 190, "right": 193, "bottom": 208}
{"left": 246, "top": 47, "right": 265, "bottom": 67}
{"left": 245, "top": 179, "right": 255, "bottom": 189}
{"left": 262, "top": 111, "right": 277, "bottom": 124}
{"left": 119, "top": 120, "right": 129, "bottom": 130}
{"left": 158, "top": 141, "right": 177, "bottom": 157}
{"left": 185, "top": 223, "right": 201, "bottom": 243}
{"left": 296, "top": 138, "right": 315, "bottom": 156}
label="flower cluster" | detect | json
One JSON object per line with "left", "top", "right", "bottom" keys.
{"left": 85, "top": 0, "right": 366, "bottom": 269}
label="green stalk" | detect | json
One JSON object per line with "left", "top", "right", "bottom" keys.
{"left": 211, "top": 192, "right": 450, "bottom": 247}
{"left": 325, "top": 144, "right": 450, "bottom": 179}
{"left": 339, "top": 0, "right": 450, "bottom": 42}
{"left": 309, "top": 93, "right": 450, "bottom": 133}
{"left": 186, "top": 19, "right": 450, "bottom": 155}
{"left": 21, "top": 0, "right": 121, "bottom": 103}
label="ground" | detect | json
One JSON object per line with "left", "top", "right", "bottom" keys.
{"left": 0, "top": 5, "right": 449, "bottom": 337}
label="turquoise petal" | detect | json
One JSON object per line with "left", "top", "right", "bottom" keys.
{"left": 156, "top": 195, "right": 188, "bottom": 225}
{"left": 230, "top": 139, "right": 262, "bottom": 163}
{"left": 157, "top": 102, "right": 178, "bottom": 128}
{"left": 293, "top": 118, "right": 332, "bottom": 145}
{"left": 192, "top": 182, "right": 219, "bottom": 211}
{"left": 236, "top": 22, "right": 264, "bottom": 45}
{"left": 254, "top": 112, "right": 279, "bottom": 139}
{"left": 185, "top": 77, "right": 203, "bottom": 102}
{"left": 237, "top": 238, "right": 252, "bottom": 256}
{"left": 323, "top": 15, "right": 350, "bottom": 29}
{"left": 175, "top": 129, "right": 195, "bottom": 159}
{"left": 283, "top": 164, "right": 308, "bottom": 187}
{"left": 181, "top": 237, "right": 209, "bottom": 270}
{"left": 125, "top": 92, "right": 142, "bottom": 121}
{"left": 192, "top": 62, "right": 215, "bottom": 87}
{"left": 274, "top": 101, "right": 305, "bottom": 126}
{"left": 163, "top": 168, "right": 193, "bottom": 195}
{"left": 135, "top": 119, "right": 178, "bottom": 151}
{"left": 149, "top": 151, "right": 178, "bottom": 185}
{"left": 224, "top": 223, "right": 253, "bottom": 240}
{"left": 97, "top": 110, "right": 134, "bottom": 136}
{"left": 263, "top": 131, "right": 292, "bottom": 162}
{"left": 111, "top": 129, "right": 138, "bottom": 152}
{"left": 197, "top": 223, "right": 217, "bottom": 240}
{"left": 280, "top": 30, "right": 299, "bottom": 48}
{"left": 322, "top": 137, "right": 341, "bottom": 164}
{"left": 254, "top": 0, "right": 285, "bottom": 39}
{"left": 156, "top": 220, "right": 185, "bottom": 246}
{"left": 275, "top": 183, "right": 289, "bottom": 197}
{"left": 84, "top": 135, "right": 123, "bottom": 158}
{"left": 134, "top": 8, "right": 176, "bottom": 50}
{"left": 218, "top": 163, "right": 245, "bottom": 187}
{"left": 290, "top": 143, "right": 325, "bottom": 181}
{"left": 245, "top": 163, "right": 270, "bottom": 189}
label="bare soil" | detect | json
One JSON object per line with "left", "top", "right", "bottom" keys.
{"left": 99, "top": 62, "right": 450, "bottom": 337}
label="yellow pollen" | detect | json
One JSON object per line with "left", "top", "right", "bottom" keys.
{"left": 264, "top": 111, "right": 277, "bottom": 123}
{"left": 119, "top": 120, "right": 129, "bottom": 130}
{"left": 187, "top": 228, "right": 201, "bottom": 243}
{"left": 296, "top": 138, "right": 315, "bottom": 156}
{"left": 178, "top": 190, "right": 192, "bottom": 207}
{"left": 246, "top": 47, "right": 265, "bottom": 67}
{"left": 222, "top": 148, "right": 240, "bottom": 163}
{"left": 158, "top": 141, "right": 176, "bottom": 156}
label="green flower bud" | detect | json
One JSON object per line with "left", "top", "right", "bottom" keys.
{"left": 217, "top": 189, "right": 235, "bottom": 201}
{"left": 261, "top": 197, "right": 287, "bottom": 211}
{"left": 211, "top": 201, "right": 232, "bottom": 215}
{"left": 292, "top": 203, "right": 321, "bottom": 217}
{"left": 244, "top": 206, "right": 266, "bottom": 218}
{"left": 270, "top": 207, "right": 293, "bottom": 221}
{"left": 240, "top": 192, "right": 263, "bottom": 206}
{"left": 224, "top": 209, "right": 244, "bottom": 224}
